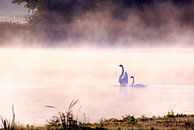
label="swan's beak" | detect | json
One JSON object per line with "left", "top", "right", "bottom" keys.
{"left": 119, "top": 64, "right": 122, "bottom": 67}
{"left": 130, "top": 76, "right": 134, "bottom": 78}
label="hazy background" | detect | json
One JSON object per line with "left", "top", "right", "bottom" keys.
{"left": 0, "top": 0, "right": 194, "bottom": 47}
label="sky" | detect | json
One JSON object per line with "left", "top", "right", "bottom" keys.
{"left": 0, "top": 0, "right": 27, "bottom": 16}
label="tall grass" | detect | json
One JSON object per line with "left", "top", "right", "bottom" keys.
{"left": 0, "top": 105, "right": 15, "bottom": 130}
{"left": 46, "top": 99, "right": 81, "bottom": 130}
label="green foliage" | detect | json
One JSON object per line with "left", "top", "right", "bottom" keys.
{"left": 176, "top": 113, "right": 187, "bottom": 117}
{"left": 103, "top": 118, "right": 118, "bottom": 123}
{"left": 164, "top": 111, "right": 187, "bottom": 118}
{"left": 122, "top": 115, "right": 138, "bottom": 124}
{"left": 139, "top": 114, "right": 149, "bottom": 121}
{"left": 46, "top": 99, "right": 80, "bottom": 130}
{"left": 166, "top": 111, "right": 175, "bottom": 118}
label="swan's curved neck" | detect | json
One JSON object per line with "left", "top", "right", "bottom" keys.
{"left": 120, "top": 66, "right": 124, "bottom": 77}
{"left": 131, "top": 77, "right": 134, "bottom": 86}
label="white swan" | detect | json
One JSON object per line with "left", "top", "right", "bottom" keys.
{"left": 130, "top": 76, "right": 145, "bottom": 87}
{"left": 118, "top": 64, "right": 128, "bottom": 87}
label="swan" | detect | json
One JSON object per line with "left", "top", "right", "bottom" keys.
{"left": 118, "top": 64, "right": 128, "bottom": 87}
{"left": 130, "top": 76, "right": 145, "bottom": 87}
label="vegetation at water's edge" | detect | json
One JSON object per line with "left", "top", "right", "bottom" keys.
{"left": 1, "top": 101, "right": 194, "bottom": 130}
{"left": 97, "top": 112, "right": 194, "bottom": 130}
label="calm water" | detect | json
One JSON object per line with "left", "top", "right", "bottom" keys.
{"left": 0, "top": 48, "right": 194, "bottom": 125}
{"left": 1, "top": 85, "right": 194, "bottom": 125}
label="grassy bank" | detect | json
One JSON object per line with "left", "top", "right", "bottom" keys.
{"left": 1, "top": 105, "right": 194, "bottom": 130}
{"left": 97, "top": 112, "right": 194, "bottom": 129}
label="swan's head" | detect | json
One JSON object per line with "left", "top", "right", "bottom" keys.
{"left": 119, "top": 64, "right": 123, "bottom": 67}
{"left": 130, "top": 76, "right": 134, "bottom": 78}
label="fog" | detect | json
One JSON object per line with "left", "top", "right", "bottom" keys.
{"left": 0, "top": 47, "right": 194, "bottom": 125}
{"left": 0, "top": 48, "right": 193, "bottom": 86}
{"left": 1, "top": 0, "right": 194, "bottom": 47}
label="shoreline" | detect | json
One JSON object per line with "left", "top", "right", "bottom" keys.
{"left": 1, "top": 112, "right": 194, "bottom": 129}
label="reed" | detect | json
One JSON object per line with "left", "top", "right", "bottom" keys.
{"left": 46, "top": 99, "right": 81, "bottom": 130}
{"left": 0, "top": 105, "right": 15, "bottom": 130}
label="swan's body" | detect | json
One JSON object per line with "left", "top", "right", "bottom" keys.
{"left": 119, "top": 65, "right": 128, "bottom": 87}
{"left": 130, "top": 76, "right": 145, "bottom": 87}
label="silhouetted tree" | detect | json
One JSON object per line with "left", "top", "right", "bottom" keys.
{"left": 11, "top": 0, "right": 158, "bottom": 24}
{"left": 10, "top": 0, "right": 194, "bottom": 44}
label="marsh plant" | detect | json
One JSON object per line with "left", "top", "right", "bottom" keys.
{"left": 122, "top": 115, "right": 138, "bottom": 125}
{"left": 166, "top": 110, "right": 175, "bottom": 118}
{"left": 0, "top": 106, "right": 15, "bottom": 130}
{"left": 46, "top": 99, "right": 81, "bottom": 130}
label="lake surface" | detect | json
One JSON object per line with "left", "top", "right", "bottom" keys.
{"left": 0, "top": 48, "right": 194, "bottom": 125}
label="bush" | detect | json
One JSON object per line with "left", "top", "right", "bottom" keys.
{"left": 166, "top": 111, "right": 175, "bottom": 118}
{"left": 46, "top": 99, "right": 80, "bottom": 130}
{"left": 122, "top": 115, "right": 138, "bottom": 124}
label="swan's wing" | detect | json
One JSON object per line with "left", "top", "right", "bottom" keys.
{"left": 124, "top": 72, "right": 128, "bottom": 84}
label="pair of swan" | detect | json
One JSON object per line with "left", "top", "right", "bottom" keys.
{"left": 119, "top": 64, "right": 145, "bottom": 87}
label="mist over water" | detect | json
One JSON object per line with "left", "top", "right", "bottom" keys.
{"left": 0, "top": 48, "right": 194, "bottom": 85}
{"left": 0, "top": 47, "right": 194, "bottom": 125}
